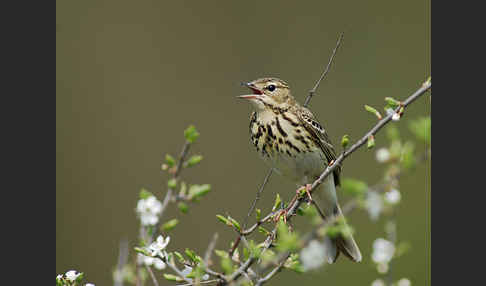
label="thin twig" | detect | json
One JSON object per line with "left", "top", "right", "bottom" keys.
{"left": 114, "top": 239, "right": 129, "bottom": 286}
{"left": 145, "top": 265, "right": 160, "bottom": 286}
{"left": 203, "top": 233, "right": 219, "bottom": 277}
{"left": 171, "top": 279, "right": 220, "bottom": 286}
{"left": 303, "top": 32, "right": 345, "bottom": 107}
{"left": 229, "top": 168, "right": 274, "bottom": 256}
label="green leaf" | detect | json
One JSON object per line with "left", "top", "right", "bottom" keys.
{"left": 341, "top": 134, "right": 350, "bottom": 149}
{"left": 174, "top": 251, "right": 185, "bottom": 263}
{"left": 367, "top": 135, "right": 375, "bottom": 149}
{"left": 178, "top": 202, "right": 189, "bottom": 214}
{"left": 134, "top": 247, "right": 151, "bottom": 256}
{"left": 256, "top": 208, "right": 261, "bottom": 221}
{"left": 165, "top": 154, "right": 176, "bottom": 167}
{"left": 139, "top": 188, "right": 153, "bottom": 200}
{"left": 409, "top": 116, "right": 431, "bottom": 144}
{"left": 341, "top": 178, "right": 368, "bottom": 197}
{"left": 185, "top": 155, "right": 203, "bottom": 167}
{"left": 184, "top": 125, "right": 200, "bottom": 143}
{"left": 227, "top": 216, "right": 241, "bottom": 232}
{"left": 168, "top": 178, "right": 177, "bottom": 189}
{"left": 276, "top": 221, "right": 299, "bottom": 252}
{"left": 161, "top": 219, "right": 179, "bottom": 232}
{"left": 384, "top": 97, "right": 401, "bottom": 109}
{"left": 215, "top": 249, "right": 229, "bottom": 258}
{"left": 247, "top": 240, "right": 262, "bottom": 259}
{"left": 163, "top": 274, "right": 183, "bottom": 282}
{"left": 364, "top": 105, "right": 382, "bottom": 119}
{"left": 258, "top": 226, "right": 271, "bottom": 236}
{"left": 185, "top": 248, "right": 202, "bottom": 263}
{"left": 216, "top": 215, "right": 232, "bottom": 226}
{"left": 272, "top": 193, "right": 282, "bottom": 211}
{"left": 220, "top": 255, "right": 234, "bottom": 275}
{"left": 188, "top": 184, "right": 211, "bottom": 200}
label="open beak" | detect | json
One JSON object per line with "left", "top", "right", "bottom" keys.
{"left": 238, "top": 82, "right": 263, "bottom": 100}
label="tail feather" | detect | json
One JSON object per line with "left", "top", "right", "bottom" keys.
{"left": 313, "top": 178, "right": 362, "bottom": 263}
{"left": 329, "top": 205, "right": 362, "bottom": 263}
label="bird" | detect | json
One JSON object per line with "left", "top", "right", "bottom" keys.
{"left": 238, "top": 77, "right": 362, "bottom": 263}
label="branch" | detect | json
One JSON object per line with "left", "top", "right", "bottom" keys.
{"left": 303, "top": 32, "right": 345, "bottom": 107}
{"left": 232, "top": 78, "right": 431, "bottom": 285}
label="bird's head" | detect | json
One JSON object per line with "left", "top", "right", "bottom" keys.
{"left": 238, "top": 78, "right": 296, "bottom": 112}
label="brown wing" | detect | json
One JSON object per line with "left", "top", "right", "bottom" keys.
{"left": 297, "top": 107, "right": 341, "bottom": 186}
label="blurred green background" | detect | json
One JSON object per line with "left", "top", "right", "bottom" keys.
{"left": 56, "top": 0, "right": 430, "bottom": 285}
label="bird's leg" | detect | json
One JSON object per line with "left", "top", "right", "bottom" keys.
{"left": 297, "top": 184, "right": 313, "bottom": 205}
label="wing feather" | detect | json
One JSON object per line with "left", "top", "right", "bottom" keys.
{"left": 296, "top": 107, "right": 341, "bottom": 186}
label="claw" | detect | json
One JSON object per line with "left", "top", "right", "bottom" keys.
{"left": 273, "top": 209, "right": 288, "bottom": 223}
{"left": 296, "top": 184, "right": 313, "bottom": 205}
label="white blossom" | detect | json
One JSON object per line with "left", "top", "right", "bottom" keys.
{"left": 300, "top": 240, "right": 327, "bottom": 271}
{"left": 136, "top": 196, "right": 163, "bottom": 226}
{"left": 372, "top": 238, "right": 395, "bottom": 264}
{"left": 180, "top": 265, "right": 210, "bottom": 281}
{"left": 149, "top": 235, "right": 170, "bottom": 257}
{"left": 65, "top": 270, "right": 81, "bottom": 282}
{"left": 137, "top": 253, "right": 167, "bottom": 270}
{"left": 85, "top": 284, "right": 95, "bottom": 286}
{"left": 386, "top": 108, "right": 400, "bottom": 121}
{"left": 371, "top": 279, "right": 385, "bottom": 286}
{"left": 375, "top": 148, "right": 391, "bottom": 163}
{"left": 385, "top": 189, "right": 401, "bottom": 205}
{"left": 397, "top": 278, "right": 412, "bottom": 286}
{"left": 366, "top": 191, "right": 383, "bottom": 221}
{"left": 56, "top": 274, "right": 63, "bottom": 281}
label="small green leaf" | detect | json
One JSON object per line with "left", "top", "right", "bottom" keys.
{"left": 139, "top": 188, "right": 153, "bottom": 200}
{"left": 188, "top": 184, "right": 211, "bottom": 200}
{"left": 134, "top": 247, "right": 151, "bottom": 256}
{"left": 384, "top": 97, "right": 401, "bottom": 109}
{"left": 247, "top": 240, "right": 262, "bottom": 259}
{"left": 216, "top": 215, "right": 231, "bottom": 226}
{"left": 220, "top": 255, "right": 234, "bottom": 275}
{"left": 165, "top": 154, "right": 176, "bottom": 167}
{"left": 272, "top": 193, "right": 282, "bottom": 211}
{"left": 163, "top": 274, "right": 183, "bottom": 282}
{"left": 367, "top": 135, "right": 375, "bottom": 149}
{"left": 161, "top": 219, "right": 179, "bottom": 232}
{"left": 256, "top": 208, "right": 261, "bottom": 221}
{"left": 184, "top": 125, "right": 200, "bottom": 143}
{"left": 178, "top": 202, "right": 189, "bottom": 214}
{"left": 258, "top": 226, "right": 270, "bottom": 236}
{"left": 185, "top": 248, "right": 202, "bottom": 263}
{"left": 341, "top": 134, "right": 350, "bottom": 149}
{"left": 174, "top": 251, "right": 185, "bottom": 263}
{"left": 364, "top": 105, "right": 382, "bottom": 119}
{"left": 215, "top": 249, "right": 229, "bottom": 258}
{"left": 185, "top": 155, "right": 203, "bottom": 167}
{"left": 168, "top": 178, "right": 177, "bottom": 189}
{"left": 276, "top": 221, "right": 299, "bottom": 252}
{"left": 227, "top": 216, "right": 241, "bottom": 232}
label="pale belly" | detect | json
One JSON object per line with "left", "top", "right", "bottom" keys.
{"left": 261, "top": 148, "right": 327, "bottom": 185}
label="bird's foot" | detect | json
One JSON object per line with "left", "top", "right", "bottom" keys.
{"left": 273, "top": 208, "right": 288, "bottom": 224}
{"left": 296, "top": 184, "right": 313, "bottom": 205}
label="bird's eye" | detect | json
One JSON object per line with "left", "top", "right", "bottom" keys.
{"left": 267, "top": 84, "right": 276, "bottom": 92}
